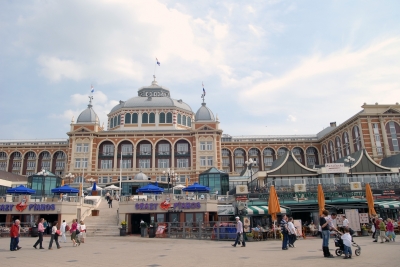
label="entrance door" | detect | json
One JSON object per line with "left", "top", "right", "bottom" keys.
{"left": 131, "top": 214, "right": 151, "bottom": 234}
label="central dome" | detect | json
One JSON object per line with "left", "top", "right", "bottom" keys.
{"left": 110, "top": 79, "right": 192, "bottom": 114}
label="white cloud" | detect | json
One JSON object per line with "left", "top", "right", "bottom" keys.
{"left": 248, "top": 24, "right": 264, "bottom": 38}
{"left": 287, "top": 115, "right": 296, "bottom": 122}
{"left": 38, "top": 56, "right": 85, "bottom": 82}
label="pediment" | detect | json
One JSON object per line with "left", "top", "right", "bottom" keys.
{"left": 383, "top": 107, "right": 400, "bottom": 114}
{"left": 73, "top": 127, "right": 91, "bottom": 133}
{"left": 198, "top": 125, "right": 215, "bottom": 131}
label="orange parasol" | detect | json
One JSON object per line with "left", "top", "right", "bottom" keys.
{"left": 318, "top": 184, "right": 325, "bottom": 216}
{"left": 365, "top": 183, "right": 376, "bottom": 215}
{"left": 268, "top": 185, "right": 281, "bottom": 221}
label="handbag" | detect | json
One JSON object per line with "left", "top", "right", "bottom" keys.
{"left": 76, "top": 229, "right": 80, "bottom": 235}
{"left": 56, "top": 230, "right": 61, "bottom": 236}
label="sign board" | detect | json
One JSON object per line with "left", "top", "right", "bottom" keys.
{"left": 235, "top": 195, "right": 248, "bottom": 201}
{"left": 243, "top": 216, "right": 251, "bottom": 233}
{"left": 336, "top": 214, "right": 344, "bottom": 226}
{"left": 218, "top": 205, "right": 235, "bottom": 215}
{"left": 345, "top": 209, "right": 361, "bottom": 231}
{"left": 325, "top": 163, "right": 346, "bottom": 173}
{"left": 236, "top": 185, "right": 248, "bottom": 194}
{"left": 293, "top": 219, "right": 303, "bottom": 236}
{"left": 359, "top": 213, "right": 369, "bottom": 224}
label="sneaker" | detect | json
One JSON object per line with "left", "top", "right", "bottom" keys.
{"left": 231, "top": 244, "right": 236, "bottom": 247}
{"left": 343, "top": 256, "right": 349, "bottom": 259}
{"left": 327, "top": 254, "right": 334, "bottom": 258}
{"left": 373, "top": 240, "right": 377, "bottom": 242}
{"left": 282, "top": 248, "right": 288, "bottom": 250}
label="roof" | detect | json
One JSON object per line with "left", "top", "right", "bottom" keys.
{"left": 77, "top": 104, "right": 99, "bottom": 124}
{"left": 336, "top": 149, "right": 393, "bottom": 173}
{"left": 133, "top": 171, "right": 149, "bottom": 181}
{"left": 267, "top": 152, "right": 318, "bottom": 176}
{"left": 200, "top": 167, "right": 227, "bottom": 174}
{"left": 0, "top": 170, "right": 28, "bottom": 182}
{"left": 316, "top": 126, "right": 336, "bottom": 139}
{"left": 195, "top": 103, "right": 215, "bottom": 121}
{"left": 381, "top": 153, "right": 400, "bottom": 168}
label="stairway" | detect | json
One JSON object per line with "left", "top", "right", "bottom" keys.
{"left": 84, "top": 199, "right": 120, "bottom": 237}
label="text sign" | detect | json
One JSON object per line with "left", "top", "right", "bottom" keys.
{"left": 325, "top": 163, "right": 346, "bottom": 173}
{"left": 0, "top": 203, "right": 56, "bottom": 212}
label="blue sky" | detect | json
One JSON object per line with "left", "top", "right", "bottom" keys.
{"left": 1, "top": 0, "right": 399, "bottom": 139}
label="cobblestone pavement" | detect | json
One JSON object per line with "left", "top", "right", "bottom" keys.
{"left": 1, "top": 235, "right": 398, "bottom": 267}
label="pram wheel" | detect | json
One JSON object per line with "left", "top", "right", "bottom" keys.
{"left": 355, "top": 248, "right": 361, "bottom": 256}
{"left": 335, "top": 249, "right": 343, "bottom": 256}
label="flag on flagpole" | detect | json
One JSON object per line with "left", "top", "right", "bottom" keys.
{"left": 202, "top": 82, "right": 206, "bottom": 96}
{"left": 91, "top": 85, "right": 94, "bottom": 93}
{"left": 156, "top": 58, "right": 160, "bottom": 66}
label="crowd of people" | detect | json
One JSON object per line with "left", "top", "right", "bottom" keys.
{"left": 371, "top": 216, "right": 397, "bottom": 243}
{"left": 9, "top": 218, "right": 87, "bottom": 251}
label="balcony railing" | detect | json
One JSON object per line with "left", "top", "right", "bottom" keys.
{"left": 175, "top": 151, "right": 190, "bottom": 157}
{"left": 27, "top": 166, "right": 35, "bottom": 170}
{"left": 28, "top": 157, "right": 36, "bottom": 160}
{"left": 12, "top": 167, "right": 21, "bottom": 170}
{"left": 137, "top": 152, "right": 152, "bottom": 157}
{"left": 98, "top": 152, "right": 114, "bottom": 158}
{"left": 13, "top": 157, "right": 22, "bottom": 160}
{"left": 117, "top": 153, "right": 133, "bottom": 158}
{"left": 56, "top": 166, "right": 65, "bottom": 170}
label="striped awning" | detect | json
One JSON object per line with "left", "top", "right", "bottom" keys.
{"left": 247, "top": 205, "right": 287, "bottom": 215}
{"left": 377, "top": 201, "right": 400, "bottom": 209}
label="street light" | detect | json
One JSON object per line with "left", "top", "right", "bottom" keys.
{"left": 245, "top": 158, "right": 255, "bottom": 193}
{"left": 64, "top": 173, "right": 75, "bottom": 185}
{"left": 344, "top": 156, "right": 355, "bottom": 177}
{"left": 163, "top": 168, "right": 176, "bottom": 193}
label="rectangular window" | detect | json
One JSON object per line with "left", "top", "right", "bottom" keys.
{"left": 235, "top": 158, "right": 244, "bottom": 166}
{"left": 56, "top": 161, "right": 65, "bottom": 169}
{"left": 103, "top": 144, "right": 114, "bottom": 155}
{"left": 157, "top": 159, "right": 169, "bottom": 168}
{"left": 206, "top": 141, "right": 213, "bottom": 151}
{"left": 121, "top": 159, "right": 131, "bottom": 169}
{"left": 200, "top": 142, "right": 206, "bottom": 151}
{"left": 26, "top": 171, "right": 35, "bottom": 176}
{"left": 200, "top": 156, "right": 206, "bottom": 166}
{"left": 27, "top": 161, "right": 36, "bottom": 169}
{"left": 76, "top": 143, "right": 82, "bottom": 152}
{"left": 158, "top": 144, "right": 170, "bottom": 154}
{"left": 207, "top": 156, "right": 213, "bottom": 166}
{"left": 122, "top": 144, "right": 133, "bottom": 155}
{"left": 0, "top": 162, "right": 7, "bottom": 170}
{"left": 101, "top": 160, "right": 112, "bottom": 169}
{"left": 82, "top": 158, "right": 88, "bottom": 168}
{"left": 222, "top": 158, "right": 229, "bottom": 166}
{"left": 140, "top": 144, "right": 151, "bottom": 155}
{"left": 373, "top": 123, "right": 383, "bottom": 155}
{"left": 177, "top": 159, "right": 188, "bottom": 168}
{"left": 98, "top": 177, "right": 112, "bottom": 184}
{"left": 179, "top": 175, "right": 187, "bottom": 184}
{"left": 75, "top": 159, "right": 81, "bottom": 168}
{"left": 83, "top": 143, "right": 89, "bottom": 153}
{"left": 139, "top": 159, "right": 151, "bottom": 168}
{"left": 177, "top": 143, "right": 188, "bottom": 153}
{"left": 307, "top": 156, "right": 316, "bottom": 165}
{"left": 389, "top": 122, "right": 399, "bottom": 151}
{"left": 264, "top": 157, "right": 273, "bottom": 166}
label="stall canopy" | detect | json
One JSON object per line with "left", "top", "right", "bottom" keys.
{"left": 136, "top": 183, "right": 164, "bottom": 194}
{"left": 247, "top": 205, "right": 288, "bottom": 215}
{"left": 376, "top": 201, "right": 400, "bottom": 209}
{"left": 6, "top": 185, "right": 36, "bottom": 195}
{"left": 182, "top": 183, "right": 210, "bottom": 193}
{"left": 51, "top": 185, "right": 79, "bottom": 194}
{"left": 104, "top": 185, "right": 121, "bottom": 191}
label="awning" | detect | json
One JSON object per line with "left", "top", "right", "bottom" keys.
{"left": 247, "top": 205, "right": 287, "bottom": 215}
{"left": 377, "top": 201, "right": 400, "bottom": 209}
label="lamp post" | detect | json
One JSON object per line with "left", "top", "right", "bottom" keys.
{"left": 344, "top": 156, "right": 355, "bottom": 177}
{"left": 163, "top": 168, "right": 176, "bottom": 194}
{"left": 245, "top": 158, "right": 255, "bottom": 193}
{"left": 64, "top": 173, "right": 75, "bottom": 185}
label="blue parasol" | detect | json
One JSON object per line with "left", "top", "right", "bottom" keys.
{"left": 51, "top": 185, "right": 79, "bottom": 194}
{"left": 182, "top": 183, "right": 210, "bottom": 193}
{"left": 136, "top": 183, "right": 164, "bottom": 194}
{"left": 6, "top": 185, "right": 36, "bottom": 195}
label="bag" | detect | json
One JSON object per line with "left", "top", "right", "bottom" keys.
{"left": 65, "top": 224, "right": 70, "bottom": 231}
{"left": 56, "top": 230, "right": 61, "bottom": 236}
{"left": 76, "top": 229, "right": 80, "bottom": 235}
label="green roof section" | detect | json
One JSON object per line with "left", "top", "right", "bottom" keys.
{"left": 336, "top": 149, "right": 392, "bottom": 173}
{"left": 200, "top": 167, "right": 227, "bottom": 174}
{"left": 268, "top": 152, "right": 317, "bottom": 176}
{"left": 381, "top": 153, "right": 400, "bottom": 168}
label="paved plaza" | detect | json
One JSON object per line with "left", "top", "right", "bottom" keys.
{"left": 1, "top": 235, "right": 398, "bottom": 267}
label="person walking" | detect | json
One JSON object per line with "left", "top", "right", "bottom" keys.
{"left": 386, "top": 218, "right": 395, "bottom": 242}
{"left": 231, "top": 216, "right": 245, "bottom": 247}
{"left": 48, "top": 221, "right": 61, "bottom": 250}
{"left": 105, "top": 191, "right": 110, "bottom": 201}
{"left": 108, "top": 195, "right": 113, "bottom": 208}
{"left": 287, "top": 217, "right": 296, "bottom": 248}
{"left": 320, "top": 210, "right": 334, "bottom": 258}
{"left": 341, "top": 228, "right": 352, "bottom": 259}
{"left": 60, "top": 220, "right": 67, "bottom": 243}
{"left": 379, "top": 218, "right": 390, "bottom": 243}
{"left": 79, "top": 220, "right": 87, "bottom": 243}
{"left": 70, "top": 219, "right": 80, "bottom": 247}
{"left": 10, "top": 219, "right": 20, "bottom": 251}
{"left": 33, "top": 218, "right": 45, "bottom": 249}
{"left": 280, "top": 215, "right": 289, "bottom": 250}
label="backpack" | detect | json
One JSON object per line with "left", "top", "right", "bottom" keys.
{"left": 65, "top": 224, "right": 70, "bottom": 231}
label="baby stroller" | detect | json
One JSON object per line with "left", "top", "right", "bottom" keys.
{"left": 334, "top": 232, "right": 361, "bottom": 256}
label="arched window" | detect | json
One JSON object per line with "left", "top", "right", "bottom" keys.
{"left": 132, "top": 113, "right": 138, "bottom": 124}
{"left": 187, "top": 117, "right": 191, "bottom": 127}
{"left": 335, "top": 137, "right": 342, "bottom": 159}
{"left": 159, "top": 113, "right": 165, "bottom": 123}
{"left": 322, "top": 144, "right": 328, "bottom": 164}
{"left": 149, "top": 113, "right": 155, "bottom": 123}
{"left": 113, "top": 117, "right": 116, "bottom": 128}
{"left": 166, "top": 112, "right": 172, "bottom": 123}
{"left": 125, "top": 113, "right": 131, "bottom": 124}
{"left": 352, "top": 126, "right": 361, "bottom": 152}
{"left": 182, "top": 115, "right": 187, "bottom": 126}
{"left": 110, "top": 119, "right": 113, "bottom": 128}
{"left": 142, "top": 113, "right": 148, "bottom": 123}
{"left": 386, "top": 121, "right": 400, "bottom": 152}
{"left": 306, "top": 147, "right": 318, "bottom": 167}
{"left": 117, "top": 114, "right": 121, "bottom": 125}
{"left": 277, "top": 147, "right": 288, "bottom": 157}
{"left": 342, "top": 132, "right": 350, "bottom": 156}
{"left": 329, "top": 141, "right": 335, "bottom": 163}
{"left": 177, "top": 114, "right": 181, "bottom": 124}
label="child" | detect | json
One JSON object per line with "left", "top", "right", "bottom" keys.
{"left": 341, "top": 228, "right": 352, "bottom": 259}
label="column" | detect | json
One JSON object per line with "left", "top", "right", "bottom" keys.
{"left": 358, "top": 119, "right": 365, "bottom": 149}
{"left": 380, "top": 117, "right": 391, "bottom": 157}
{"left": 113, "top": 144, "right": 118, "bottom": 172}
{"left": 133, "top": 142, "right": 137, "bottom": 171}
{"left": 152, "top": 144, "right": 156, "bottom": 171}
{"left": 171, "top": 144, "right": 175, "bottom": 169}
{"left": 348, "top": 128, "right": 355, "bottom": 154}
{"left": 367, "top": 117, "right": 377, "bottom": 157}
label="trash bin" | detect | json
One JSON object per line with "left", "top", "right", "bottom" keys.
{"left": 120, "top": 227, "right": 127, "bottom": 236}
{"left": 141, "top": 227, "right": 148, "bottom": 237}
{"left": 31, "top": 227, "right": 38, "bottom": 237}
{"left": 148, "top": 227, "right": 155, "bottom": 238}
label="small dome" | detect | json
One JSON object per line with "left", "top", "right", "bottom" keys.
{"left": 195, "top": 103, "right": 215, "bottom": 121}
{"left": 77, "top": 104, "right": 99, "bottom": 124}
{"left": 133, "top": 171, "right": 149, "bottom": 181}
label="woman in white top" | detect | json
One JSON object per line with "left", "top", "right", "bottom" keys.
{"left": 79, "top": 220, "right": 87, "bottom": 243}
{"left": 48, "top": 221, "right": 61, "bottom": 249}
{"left": 287, "top": 217, "right": 297, "bottom": 247}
